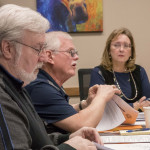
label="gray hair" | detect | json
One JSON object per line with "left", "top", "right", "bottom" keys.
{"left": 0, "top": 4, "right": 50, "bottom": 46}
{"left": 45, "top": 31, "right": 72, "bottom": 51}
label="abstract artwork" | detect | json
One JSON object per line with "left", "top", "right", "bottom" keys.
{"left": 37, "top": 0, "right": 103, "bottom": 32}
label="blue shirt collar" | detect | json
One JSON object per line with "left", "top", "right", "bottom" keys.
{"left": 38, "top": 69, "right": 69, "bottom": 101}
{"left": 38, "top": 69, "right": 62, "bottom": 90}
{"left": 0, "top": 64, "right": 24, "bottom": 88}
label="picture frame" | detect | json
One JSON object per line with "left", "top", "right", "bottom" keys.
{"left": 36, "top": 0, "right": 103, "bottom": 33}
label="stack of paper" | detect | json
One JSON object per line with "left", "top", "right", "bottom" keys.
{"left": 102, "top": 135, "right": 150, "bottom": 143}
{"left": 120, "top": 128, "right": 150, "bottom": 135}
{"left": 134, "top": 112, "right": 146, "bottom": 126}
{"left": 105, "top": 143, "right": 150, "bottom": 150}
{"left": 136, "top": 112, "right": 145, "bottom": 121}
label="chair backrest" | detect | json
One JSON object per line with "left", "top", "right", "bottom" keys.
{"left": 78, "top": 68, "right": 92, "bottom": 101}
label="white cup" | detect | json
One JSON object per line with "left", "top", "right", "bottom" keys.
{"left": 143, "top": 107, "right": 150, "bottom": 128}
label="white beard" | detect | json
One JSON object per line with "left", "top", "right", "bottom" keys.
{"left": 14, "top": 62, "right": 43, "bottom": 86}
{"left": 12, "top": 46, "right": 43, "bottom": 86}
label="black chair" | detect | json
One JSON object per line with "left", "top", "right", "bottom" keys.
{"left": 78, "top": 68, "right": 92, "bottom": 101}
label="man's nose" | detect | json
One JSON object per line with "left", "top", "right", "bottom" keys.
{"left": 74, "top": 53, "right": 79, "bottom": 60}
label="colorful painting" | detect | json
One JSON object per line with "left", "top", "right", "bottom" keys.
{"left": 37, "top": 0, "right": 103, "bottom": 32}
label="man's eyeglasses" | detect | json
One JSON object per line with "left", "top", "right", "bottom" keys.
{"left": 111, "top": 43, "right": 132, "bottom": 50}
{"left": 52, "top": 49, "right": 78, "bottom": 57}
{"left": 14, "top": 41, "right": 47, "bottom": 55}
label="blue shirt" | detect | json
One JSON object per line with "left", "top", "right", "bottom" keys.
{"left": 90, "top": 66, "right": 150, "bottom": 107}
{"left": 25, "top": 69, "right": 77, "bottom": 133}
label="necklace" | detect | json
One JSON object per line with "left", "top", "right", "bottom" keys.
{"left": 112, "top": 70, "right": 138, "bottom": 101}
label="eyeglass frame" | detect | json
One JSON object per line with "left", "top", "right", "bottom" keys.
{"left": 13, "top": 40, "right": 47, "bottom": 55}
{"left": 51, "top": 49, "right": 78, "bottom": 57}
{"left": 111, "top": 43, "right": 132, "bottom": 50}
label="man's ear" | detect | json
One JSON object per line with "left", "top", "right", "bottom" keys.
{"left": 39, "top": 50, "right": 54, "bottom": 64}
{"left": 1, "top": 40, "right": 13, "bottom": 59}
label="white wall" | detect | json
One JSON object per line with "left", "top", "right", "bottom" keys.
{"left": 0, "top": 0, "right": 150, "bottom": 89}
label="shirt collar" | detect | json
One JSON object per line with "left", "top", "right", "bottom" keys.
{"left": 38, "top": 69, "right": 61, "bottom": 89}
{"left": 38, "top": 69, "right": 69, "bottom": 101}
{"left": 0, "top": 64, "right": 24, "bottom": 88}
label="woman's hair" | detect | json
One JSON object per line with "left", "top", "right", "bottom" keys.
{"left": 0, "top": 4, "right": 50, "bottom": 55}
{"left": 45, "top": 31, "right": 72, "bottom": 51}
{"left": 101, "top": 27, "right": 136, "bottom": 71}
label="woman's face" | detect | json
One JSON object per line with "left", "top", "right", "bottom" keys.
{"left": 110, "top": 34, "right": 132, "bottom": 66}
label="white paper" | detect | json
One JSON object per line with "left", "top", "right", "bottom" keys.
{"left": 102, "top": 135, "right": 150, "bottom": 143}
{"left": 93, "top": 142, "right": 113, "bottom": 150}
{"left": 96, "top": 95, "right": 139, "bottom": 131}
{"left": 105, "top": 143, "right": 150, "bottom": 150}
{"left": 96, "top": 99, "right": 125, "bottom": 131}
{"left": 136, "top": 112, "right": 145, "bottom": 121}
{"left": 134, "top": 121, "right": 146, "bottom": 126}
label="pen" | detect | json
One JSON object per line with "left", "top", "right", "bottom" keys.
{"left": 126, "top": 128, "right": 150, "bottom": 132}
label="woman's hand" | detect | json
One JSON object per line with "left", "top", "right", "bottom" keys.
{"left": 133, "top": 96, "right": 150, "bottom": 111}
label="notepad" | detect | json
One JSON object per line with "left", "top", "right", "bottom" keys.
{"left": 120, "top": 128, "right": 150, "bottom": 135}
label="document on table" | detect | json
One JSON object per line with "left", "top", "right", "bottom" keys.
{"left": 101, "top": 135, "right": 150, "bottom": 143}
{"left": 134, "top": 121, "right": 146, "bottom": 126}
{"left": 133, "top": 112, "right": 146, "bottom": 126}
{"left": 96, "top": 95, "right": 139, "bottom": 131}
{"left": 93, "top": 142, "right": 113, "bottom": 150}
{"left": 136, "top": 112, "right": 145, "bottom": 121}
{"left": 104, "top": 143, "right": 150, "bottom": 150}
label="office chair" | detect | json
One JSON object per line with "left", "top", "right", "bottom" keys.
{"left": 78, "top": 68, "right": 92, "bottom": 101}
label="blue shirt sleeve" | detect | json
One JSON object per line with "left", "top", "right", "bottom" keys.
{"left": 90, "top": 67, "right": 105, "bottom": 87}
{"left": 140, "top": 67, "right": 150, "bottom": 98}
{"left": 27, "top": 81, "right": 77, "bottom": 124}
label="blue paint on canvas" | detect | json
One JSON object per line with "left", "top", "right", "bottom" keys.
{"left": 36, "top": 0, "right": 88, "bottom": 32}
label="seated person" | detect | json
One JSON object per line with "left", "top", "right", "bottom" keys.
{"left": 90, "top": 27, "right": 150, "bottom": 112}
{"left": 25, "top": 31, "right": 120, "bottom": 134}
{"left": 0, "top": 4, "right": 103, "bottom": 150}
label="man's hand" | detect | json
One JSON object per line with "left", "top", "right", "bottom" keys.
{"left": 69, "top": 127, "right": 103, "bottom": 145}
{"left": 86, "top": 84, "right": 99, "bottom": 105}
{"left": 65, "top": 136, "right": 97, "bottom": 150}
{"left": 86, "top": 84, "right": 121, "bottom": 105}
{"left": 65, "top": 127, "right": 103, "bottom": 150}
